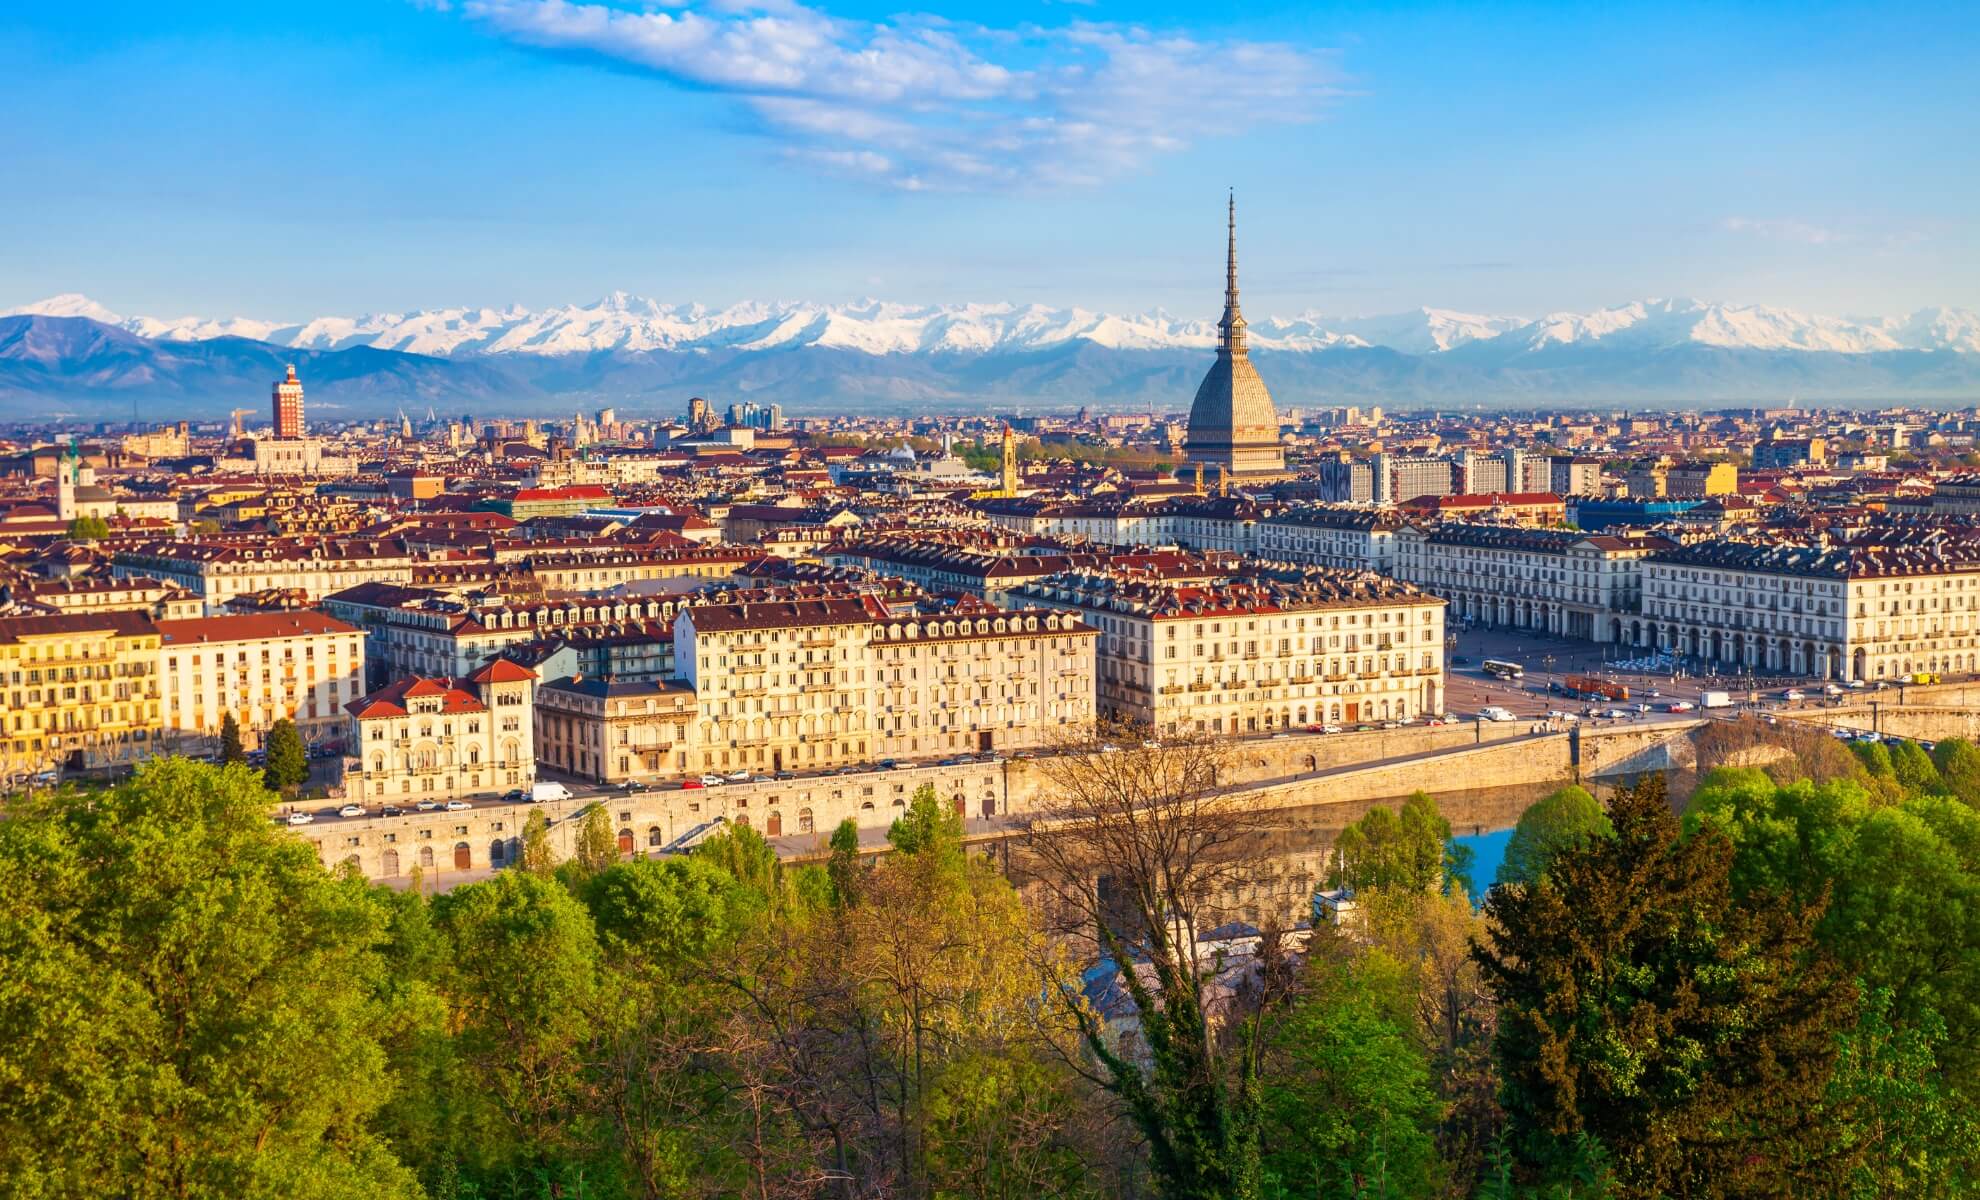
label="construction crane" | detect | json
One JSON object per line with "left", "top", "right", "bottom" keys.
{"left": 228, "top": 409, "right": 256, "bottom": 439}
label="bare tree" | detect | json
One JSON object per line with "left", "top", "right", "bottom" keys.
{"left": 1023, "top": 723, "right": 1273, "bottom": 1200}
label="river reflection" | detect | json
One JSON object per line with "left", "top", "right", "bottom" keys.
{"left": 1000, "top": 779, "right": 1620, "bottom": 934}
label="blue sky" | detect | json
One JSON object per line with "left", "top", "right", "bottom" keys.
{"left": 2, "top": 0, "right": 1974, "bottom": 322}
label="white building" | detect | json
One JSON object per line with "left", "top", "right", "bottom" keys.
{"left": 344, "top": 660, "right": 537, "bottom": 803}
{"left": 1394, "top": 524, "right": 1675, "bottom": 644}
{"left": 1012, "top": 565, "right": 1446, "bottom": 734}
{"left": 156, "top": 611, "right": 366, "bottom": 753}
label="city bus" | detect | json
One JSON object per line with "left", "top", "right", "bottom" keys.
{"left": 1481, "top": 659, "right": 1524, "bottom": 680}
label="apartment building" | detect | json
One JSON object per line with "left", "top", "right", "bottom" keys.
{"left": 112, "top": 537, "right": 417, "bottom": 612}
{"left": 1011, "top": 566, "right": 1445, "bottom": 734}
{"left": 1395, "top": 524, "right": 1674, "bottom": 643}
{"left": 155, "top": 611, "right": 366, "bottom": 754}
{"left": 344, "top": 660, "right": 537, "bottom": 803}
{"left": 1641, "top": 532, "right": 1980, "bottom": 681}
{"left": 675, "top": 595, "right": 1098, "bottom": 775}
{"left": 536, "top": 676, "right": 698, "bottom": 784}
{"left": 1254, "top": 506, "right": 1401, "bottom": 574}
{"left": 0, "top": 611, "right": 163, "bottom": 776}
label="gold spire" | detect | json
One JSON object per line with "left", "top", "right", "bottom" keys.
{"left": 1221, "top": 190, "right": 1248, "bottom": 355}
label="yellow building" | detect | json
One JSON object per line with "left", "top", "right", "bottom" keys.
{"left": 0, "top": 612, "right": 163, "bottom": 778}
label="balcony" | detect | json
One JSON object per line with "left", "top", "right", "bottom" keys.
{"left": 1186, "top": 681, "right": 1213, "bottom": 693}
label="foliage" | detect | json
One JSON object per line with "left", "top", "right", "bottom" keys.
{"left": 889, "top": 782, "right": 965, "bottom": 870}
{"left": 572, "top": 801, "right": 618, "bottom": 874}
{"left": 828, "top": 815, "right": 864, "bottom": 908}
{"left": 220, "top": 711, "right": 246, "bottom": 766}
{"left": 1812, "top": 989, "right": 1980, "bottom": 1197}
{"left": 921, "top": 1052, "right": 1096, "bottom": 1200}
{"left": 1497, "top": 785, "right": 1613, "bottom": 888}
{"left": 0, "top": 758, "right": 418, "bottom": 1199}
{"left": 517, "top": 808, "right": 555, "bottom": 874}
{"left": 1259, "top": 950, "right": 1445, "bottom": 1199}
{"left": 65, "top": 514, "right": 110, "bottom": 540}
{"left": 1029, "top": 732, "right": 1266, "bottom": 1200}
{"left": 1687, "top": 766, "right": 1980, "bottom": 1091}
{"left": 1931, "top": 736, "right": 1980, "bottom": 806}
{"left": 1889, "top": 739, "right": 1945, "bottom": 795}
{"left": 1477, "top": 773, "right": 1855, "bottom": 1197}
{"left": 1328, "top": 791, "right": 1466, "bottom": 895}
{"left": 261, "top": 717, "right": 310, "bottom": 792}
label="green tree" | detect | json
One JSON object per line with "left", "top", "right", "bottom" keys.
{"left": 1812, "top": 989, "right": 1980, "bottom": 1196}
{"left": 517, "top": 808, "right": 555, "bottom": 874}
{"left": 219, "top": 710, "right": 246, "bottom": 766}
{"left": 0, "top": 758, "right": 418, "bottom": 1199}
{"left": 1477, "top": 773, "right": 1855, "bottom": 1197}
{"left": 430, "top": 870, "right": 605, "bottom": 1185}
{"left": 1259, "top": 951, "right": 1445, "bottom": 1199}
{"left": 921, "top": 1052, "right": 1097, "bottom": 1200}
{"left": 1689, "top": 767, "right": 1980, "bottom": 1091}
{"left": 261, "top": 717, "right": 309, "bottom": 793}
{"left": 1931, "top": 737, "right": 1980, "bottom": 805}
{"left": 889, "top": 782, "right": 965, "bottom": 869}
{"left": 65, "top": 514, "right": 110, "bottom": 540}
{"left": 1852, "top": 739, "right": 1895, "bottom": 780}
{"left": 1328, "top": 791, "right": 1464, "bottom": 895}
{"left": 1497, "top": 785, "right": 1612, "bottom": 888}
{"left": 572, "top": 802, "right": 618, "bottom": 873}
{"left": 1889, "top": 738, "right": 1945, "bottom": 795}
{"left": 828, "top": 816, "right": 864, "bottom": 909}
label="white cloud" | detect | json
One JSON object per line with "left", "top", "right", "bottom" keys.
{"left": 456, "top": 0, "right": 1339, "bottom": 189}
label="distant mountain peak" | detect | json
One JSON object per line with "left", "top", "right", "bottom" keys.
{"left": 6, "top": 293, "right": 1978, "bottom": 361}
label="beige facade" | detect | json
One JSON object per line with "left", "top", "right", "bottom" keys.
{"left": 536, "top": 677, "right": 696, "bottom": 783}
{"left": 676, "top": 598, "right": 1098, "bottom": 775}
{"left": 0, "top": 612, "right": 163, "bottom": 778}
{"left": 1395, "top": 525, "right": 1673, "bottom": 644}
{"left": 1640, "top": 535, "right": 1980, "bottom": 681}
{"left": 157, "top": 612, "right": 366, "bottom": 752}
{"left": 1013, "top": 567, "right": 1445, "bottom": 734}
{"left": 344, "top": 660, "right": 536, "bottom": 802}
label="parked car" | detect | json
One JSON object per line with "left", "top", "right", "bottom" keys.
{"left": 681, "top": 778, "right": 705, "bottom": 790}
{"left": 286, "top": 812, "right": 314, "bottom": 826}
{"left": 531, "top": 782, "right": 572, "bottom": 803}
{"left": 875, "top": 759, "right": 900, "bottom": 771}
{"left": 337, "top": 803, "right": 364, "bottom": 818}
{"left": 1782, "top": 689, "right": 1806, "bottom": 701}
{"left": 445, "top": 799, "right": 471, "bottom": 811}
{"left": 621, "top": 779, "right": 649, "bottom": 792}
{"left": 414, "top": 799, "right": 440, "bottom": 811}
{"left": 1667, "top": 701, "right": 1696, "bottom": 712}
{"left": 502, "top": 788, "right": 528, "bottom": 803}
{"left": 699, "top": 774, "right": 727, "bottom": 787}
{"left": 382, "top": 805, "right": 405, "bottom": 817}
{"left": 1477, "top": 707, "right": 1517, "bottom": 722}
{"left": 772, "top": 770, "right": 797, "bottom": 780}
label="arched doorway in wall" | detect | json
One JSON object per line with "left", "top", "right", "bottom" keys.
{"left": 617, "top": 828, "right": 634, "bottom": 855}
{"left": 799, "top": 808, "right": 815, "bottom": 834}
{"left": 765, "top": 810, "right": 782, "bottom": 837}
{"left": 419, "top": 845, "right": 435, "bottom": 870}
{"left": 981, "top": 794, "right": 996, "bottom": 818}
{"left": 489, "top": 839, "right": 506, "bottom": 867}
{"left": 452, "top": 842, "right": 471, "bottom": 870}
{"left": 381, "top": 848, "right": 400, "bottom": 877}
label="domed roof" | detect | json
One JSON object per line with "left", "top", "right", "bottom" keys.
{"left": 1183, "top": 194, "right": 1285, "bottom": 473}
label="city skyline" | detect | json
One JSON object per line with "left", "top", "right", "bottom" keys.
{"left": 3, "top": 0, "right": 1976, "bottom": 323}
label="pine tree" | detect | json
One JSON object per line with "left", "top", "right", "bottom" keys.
{"left": 1475, "top": 773, "right": 1855, "bottom": 1197}
{"left": 261, "top": 718, "right": 309, "bottom": 793}
{"left": 219, "top": 711, "right": 246, "bottom": 766}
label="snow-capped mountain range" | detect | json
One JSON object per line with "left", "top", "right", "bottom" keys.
{"left": 12, "top": 293, "right": 1980, "bottom": 359}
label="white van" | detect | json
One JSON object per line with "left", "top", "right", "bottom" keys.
{"left": 1477, "top": 706, "right": 1517, "bottom": 722}
{"left": 530, "top": 781, "right": 572, "bottom": 803}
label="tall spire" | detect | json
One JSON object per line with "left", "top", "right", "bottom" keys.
{"left": 1220, "top": 190, "right": 1248, "bottom": 355}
